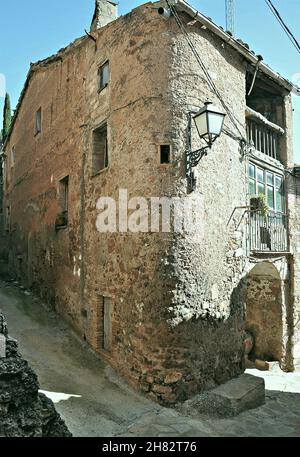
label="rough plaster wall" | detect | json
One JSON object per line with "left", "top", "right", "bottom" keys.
{"left": 82, "top": 8, "right": 249, "bottom": 401}
{"left": 0, "top": 155, "right": 8, "bottom": 270}
{"left": 283, "top": 95, "right": 294, "bottom": 168}
{"left": 4, "top": 5, "right": 181, "bottom": 402}
{"left": 289, "top": 172, "right": 300, "bottom": 369}
{"left": 5, "top": 37, "right": 89, "bottom": 329}
{"left": 245, "top": 274, "right": 283, "bottom": 361}
{"left": 155, "top": 13, "right": 248, "bottom": 399}
{"left": 83, "top": 5, "right": 180, "bottom": 401}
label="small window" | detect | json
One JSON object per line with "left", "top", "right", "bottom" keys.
{"left": 81, "top": 308, "right": 88, "bottom": 318}
{"left": 160, "top": 145, "right": 171, "bottom": 164}
{"left": 59, "top": 176, "right": 69, "bottom": 214}
{"left": 35, "top": 108, "right": 42, "bottom": 134}
{"left": 56, "top": 176, "right": 69, "bottom": 229}
{"left": 98, "top": 61, "right": 109, "bottom": 91}
{"left": 92, "top": 124, "right": 108, "bottom": 175}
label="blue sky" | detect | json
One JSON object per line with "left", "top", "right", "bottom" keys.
{"left": 0, "top": 0, "right": 299, "bottom": 161}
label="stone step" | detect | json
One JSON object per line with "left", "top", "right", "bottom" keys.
{"left": 179, "top": 373, "right": 265, "bottom": 418}
{"left": 245, "top": 356, "right": 282, "bottom": 372}
{"left": 265, "top": 361, "right": 281, "bottom": 372}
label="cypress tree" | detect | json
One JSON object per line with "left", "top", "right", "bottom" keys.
{"left": 2, "top": 93, "right": 12, "bottom": 141}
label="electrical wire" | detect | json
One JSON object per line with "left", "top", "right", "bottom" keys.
{"left": 265, "top": 0, "right": 300, "bottom": 55}
{"left": 165, "top": 0, "right": 246, "bottom": 144}
{"left": 247, "top": 56, "right": 263, "bottom": 97}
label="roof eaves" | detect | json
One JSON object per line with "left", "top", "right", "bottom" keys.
{"left": 3, "top": 35, "right": 88, "bottom": 150}
{"left": 174, "top": 0, "right": 293, "bottom": 92}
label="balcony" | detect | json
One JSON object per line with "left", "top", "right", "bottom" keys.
{"left": 246, "top": 107, "right": 284, "bottom": 161}
{"left": 249, "top": 210, "right": 288, "bottom": 253}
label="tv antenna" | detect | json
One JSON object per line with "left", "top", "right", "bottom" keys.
{"left": 225, "top": 0, "right": 235, "bottom": 36}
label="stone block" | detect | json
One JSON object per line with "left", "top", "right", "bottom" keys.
{"left": 146, "top": 375, "right": 154, "bottom": 384}
{"left": 140, "top": 382, "right": 150, "bottom": 393}
{"left": 255, "top": 359, "right": 269, "bottom": 371}
{"left": 161, "top": 393, "right": 177, "bottom": 404}
{"left": 0, "top": 334, "right": 6, "bottom": 358}
{"left": 164, "top": 371, "right": 183, "bottom": 385}
{"left": 152, "top": 384, "right": 173, "bottom": 395}
{"left": 265, "top": 361, "right": 281, "bottom": 372}
{"left": 179, "top": 374, "right": 265, "bottom": 418}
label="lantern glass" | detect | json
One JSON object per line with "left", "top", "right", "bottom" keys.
{"left": 193, "top": 102, "right": 225, "bottom": 145}
{"left": 208, "top": 111, "right": 225, "bottom": 136}
{"left": 194, "top": 111, "right": 208, "bottom": 137}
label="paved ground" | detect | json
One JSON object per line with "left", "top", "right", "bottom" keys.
{"left": 0, "top": 280, "right": 300, "bottom": 437}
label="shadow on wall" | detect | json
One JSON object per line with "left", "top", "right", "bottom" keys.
{"left": 0, "top": 236, "right": 9, "bottom": 280}
{"left": 167, "top": 259, "right": 291, "bottom": 403}
{"left": 244, "top": 262, "right": 283, "bottom": 364}
{"left": 160, "top": 277, "right": 248, "bottom": 402}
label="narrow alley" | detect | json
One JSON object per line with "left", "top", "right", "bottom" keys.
{"left": 0, "top": 280, "right": 300, "bottom": 437}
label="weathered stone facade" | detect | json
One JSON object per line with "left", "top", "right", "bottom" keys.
{"left": 288, "top": 167, "right": 300, "bottom": 369}
{"left": 245, "top": 263, "right": 283, "bottom": 362}
{"left": 0, "top": 147, "right": 8, "bottom": 278}
{"left": 0, "top": 312, "right": 71, "bottom": 436}
{"left": 2, "top": 0, "right": 299, "bottom": 403}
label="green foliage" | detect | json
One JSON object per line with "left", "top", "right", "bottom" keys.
{"left": 2, "top": 93, "right": 12, "bottom": 142}
{"left": 257, "top": 193, "right": 269, "bottom": 217}
{"left": 250, "top": 193, "right": 269, "bottom": 217}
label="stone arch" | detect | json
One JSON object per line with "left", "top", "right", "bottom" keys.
{"left": 245, "top": 261, "right": 283, "bottom": 362}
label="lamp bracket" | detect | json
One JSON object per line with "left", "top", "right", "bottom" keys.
{"left": 188, "top": 146, "right": 209, "bottom": 167}
{"left": 186, "top": 145, "right": 210, "bottom": 193}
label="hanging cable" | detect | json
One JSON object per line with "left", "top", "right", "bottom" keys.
{"left": 165, "top": 0, "right": 246, "bottom": 144}
{"left": 265, "top": 0, "right": 300, "bottom": 55}
{"left": 248, "top": 55, "right": 263, "bottom": 96}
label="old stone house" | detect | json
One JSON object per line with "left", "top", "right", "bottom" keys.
{"left": 2, "top": 0, "right": 300, "bottom": 404}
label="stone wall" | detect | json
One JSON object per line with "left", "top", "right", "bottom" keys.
{"left": 0, "top": 312, "right": 71, "bottom": 437}
{"left": 2, "top": 2, "right": 297, "bottom": 403}
{"left": 288, "top": 170, "right": 300, "bottom": 369}
{"left": 0, "top": 154, "right": 8, "bottom": 279}
{"left": 245, "top": 271, "right": 282, "bottom": 362}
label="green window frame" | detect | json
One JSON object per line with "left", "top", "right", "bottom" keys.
{"left": 248, "top": 162, "right": 285, "bottom": 213}
{"left": 98, "top": 61, "right": 109, "bottom": 92}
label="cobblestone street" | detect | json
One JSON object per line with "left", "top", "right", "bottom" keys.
{"left": 1, "top": 281, "right": 300, "bottom": 437}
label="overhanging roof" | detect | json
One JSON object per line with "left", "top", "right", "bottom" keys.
{"left": 3, "top": 0, "right": 295, "bottom": 150}
{"left": 173, "top": 0, "right": 294, "bottom": 93}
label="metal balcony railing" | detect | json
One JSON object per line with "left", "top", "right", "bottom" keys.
{"left": 249, "top": 211, "right": 288, "bottom": 252}
{"left": 246, "top": 119, "right": 281, "bottom": 160}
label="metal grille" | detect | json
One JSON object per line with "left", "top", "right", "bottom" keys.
{"left": 249, "top": 211, "right": 288, "bottom": 252}
{"left": 246, "top": 119, "right": 280, "bottom": 160}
